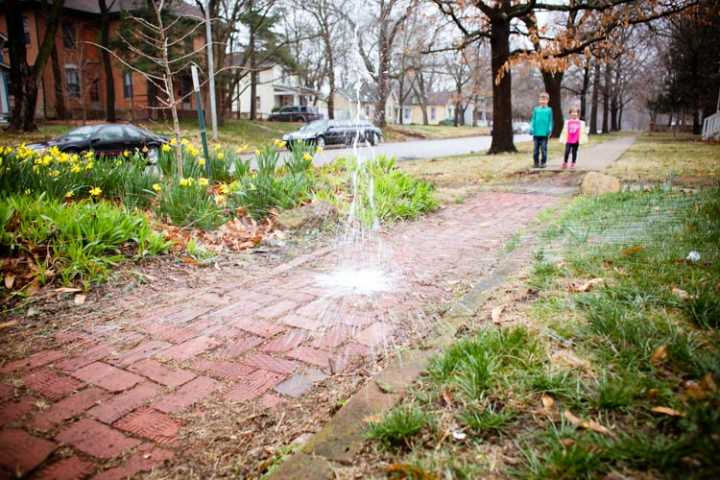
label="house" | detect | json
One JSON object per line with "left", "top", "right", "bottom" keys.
{"left": 332, "top": 84, "right": 397, "bottom": 123}
{"left": 395, "top": 90, "right": 491, "bottom": 126}
{"left": 228, "top": 55, "right": 322, "bottom": 119}
{"left": 0, "top": 0, "right": 205, "bottom": 121}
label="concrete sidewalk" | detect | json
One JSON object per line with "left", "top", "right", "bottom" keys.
{"left": 538, "top": 135, "right": 637, "bottom": 172}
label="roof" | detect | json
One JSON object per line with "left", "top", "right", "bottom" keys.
{"left": 23, "top": 0, "right": 202, "bottom": 17}
{"left": 224, "top": 52, "right": 274, "bottom": 71}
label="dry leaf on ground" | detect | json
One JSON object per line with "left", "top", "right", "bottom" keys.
{"left": 671, "top": 287, "right": 690, "bottom": 300}
{"left": 651, "top": 406, "right": 685, "bottom": 417}
{"left": 568, "top": 278, "right": 604, "bottom": 293}
{"left": 650, "top": 345, "right": 668, "bottom": 366}
{"left": 74, "top": 294, "right": 86, "bottom": 305}
{"left": 491, "top": 305, "right": 505, "bottom": 324}
{"left": 4, "top": 274, "right": 15, "bottom": 289}
{"left": 54, "top": 287, "right": 82, "bottom": 293}
{"left": 0, "top": 320, "right": 18, "bottom": 330}
{"left": 541, "top": 394, "right": 555, "bottom": 412}
{"left": 621, "top": 245, "right": 645, "bottom": 256}
{"left": 551, "top": 350, "right": 592, "bottom": 372}
{"left": 563, "top": 410, "right": 615, "bottom": 436}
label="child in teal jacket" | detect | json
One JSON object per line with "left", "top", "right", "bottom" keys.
{"left": 530, "top": 92, "right": 553, "bottom": 168}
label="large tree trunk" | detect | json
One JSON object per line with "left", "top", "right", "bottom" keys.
{"left": 541, "top": 70, "right": 564, "bottom": 137}
{"left": 326, "top": 41, "right": 335, "bottom": 120}
{"left": 602, "top": 64, "right": 611, "bottom": 134}
{"left": 590, "top": 61, "right": 600, "bottom": 134}
{"left": 374, "top": 23, "right": 390, "bottom": 127}
{"left": 580, "top": 60, "right": 590, "bottom": 120}
{"left": 99, "top": 0, "right": 116, "bottom": 122}
{"left": 50, "top": 43, "right": 66, "bottom": 119}
{"left": 488, "top": 17, "right": 515, "bottom": 153}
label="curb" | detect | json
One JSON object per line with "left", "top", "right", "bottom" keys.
{"left": 267, "top": 245, "right": 531, "bottom": 479}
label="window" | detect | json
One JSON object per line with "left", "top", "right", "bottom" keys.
{"left": 23, "top": 17, "right": 31, "bottom": 44}
{"left": 403, "top": 107, "right": 410, "bottom": 120}
{"left": 430, "top": 107, "right": 436, "bottom": 121}
{"left": 123, "top": 126, "right": 142, "bottom": 140}
{"left": 65, "top": 67, "right": 80, "bottom": 97}
{"left": 255, "top": 96, "right": 261, "bottom": 111}
{"left": 97, "top": 125, "right": 125, "bottom": 142}
{"left": 62, "top": 22, "right": 76, "bottom": 49}
{"left": 90, "top": 79, "right": 99, "bottom": 102}
{"left": 123, "top": 71, "right": 133, "bottom": 98}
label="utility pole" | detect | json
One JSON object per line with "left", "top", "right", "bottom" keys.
{"left": 191, "top": 64, "right": 211, "bottom": 178}
{"left": 205, "top": 1, "right": 218, "bottom": 140}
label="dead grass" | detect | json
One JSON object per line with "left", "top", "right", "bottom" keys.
{"left": 607, "top": 132, "right": 720, "bottom": 183}
{"left": 384, "top": 124, "right": 490, "bottom": 142}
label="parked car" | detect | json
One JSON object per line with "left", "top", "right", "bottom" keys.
{"left": 282, "top": 119, "right": 383, "bottom": 149}
{"left": 268, "top": 106, "right": 323, "bottom": 122}
{"left": 27, "top": 123, "right": 168, "bottom": 160}
{"left": 513, "top": 121, "right": 531, "bottom": 134}
{"left": 438, "top": 118, "right": 455, "bottom": 126}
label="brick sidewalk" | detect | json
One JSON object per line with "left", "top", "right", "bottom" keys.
{"left": 0, "top": 191, "right": 559, "bottom": 479}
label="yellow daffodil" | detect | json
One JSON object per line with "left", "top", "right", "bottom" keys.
{"left": 71, "top": 164, "right": 82, "bottom": 173}
{"left": 179, "top": 178, "right": 190, "bottom": 187}
{"left": 216, "top": 152, "right": 224, "bottom": 161}
{"left": 170, "top": 138, "right": 177, "bottom": 146}
{"left": 48, "top": 169, "right": 60, "bottom": 177}
{"left": 303, "top": 152, "right": 312, "bottom": 161}
{"left": 152, "top": 183, "right": 162, "bottom": 192}
{"left": 123, "top": 150, "right": 130, "bottom": 157}
{"left": 214, "top": 194, "right": 226, "bottom": 206}
{"left": 65, "top": 191, "right": 74, "bottom": 199}
{"left": 254, "top": 149, "right": 261, "bottom": 156}
{"left": 197, "top": 158, "right": 206, "bottom": 167}
{"left": 198, "top": 177, "right": 209, "bottom": 186}
{"left": 89, "top": 186, "right": 102, "bottom": 197}
{"left": 273, "top": 139, "right": 287, "bottom": 149}
{"left": 315, "top": 146, "right": 324, "bottom": 154}
{"left": 24, "top": 188, "right": 32, "bottom": 195}
{"left": 115, "top": 159, "right": 123, "bottom": 167}
{"left": 219, "top": 183, "right": 230, "bottom": 194}
{"left": 181, "top": 138, "right": 189, "bottom": 146}
{"left": 161, "top": 144, "right": 172, "bottom": 153}
{"left": 85, "top": 162, "right": 94, "bottom": 171}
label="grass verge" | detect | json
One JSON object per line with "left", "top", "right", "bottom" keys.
{"left": 363, "top": 188, "right": 720, "bottom": 479}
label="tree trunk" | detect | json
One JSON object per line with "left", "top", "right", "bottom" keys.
{"left": 325, "top": 37, "right": 335, "bottom": 120}
{"left": 602, "top": 64, "right": 611, "bottom": 134}
{"left": 580, "top": 60, "right": 590, "bottom": 120}
{"left": 50, "top": 43, "right": 66, "bottom": 119}
{"left": 99, "top": 0, "right": 116, "bottom": 122}
{"left": 7, "top": 0, "right": 65, "bottom": 131}
{"left": 590, "top": 61, "right": 600, "bottom": 134}
{"left": 618, "top": 105, "right": 624, "bottom": 129}
{"left": 249, "top": 25, "right": 257, "bottom": 121}
{"left": 610, "top": 93, "right": 619, "bottom": 131}
{"left": 488, "top": 17, "right": 515, "bottom": 153}
{"left": 541, "top": 70, "right": 564, "bottom": 137}
{"left": 374, "top": 26, "right": 389, "bottom": 127}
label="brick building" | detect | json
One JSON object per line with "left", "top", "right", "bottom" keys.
{"left": 0, "top": 0, "right": 205, "bottom": 121}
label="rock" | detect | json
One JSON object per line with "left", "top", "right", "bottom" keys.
{"left": 580, "top": 172, "right": 621, "bottom": 195}
{"left": 276, "top": 201, "right": 338, "bottom": 232}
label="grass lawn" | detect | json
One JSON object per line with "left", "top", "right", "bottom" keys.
{"left": 384, "top": 124, "right": 490, "bottom": 142}
{"left": 361, "top": 188, "right": 720, "bottom": 479}
{"left": 399, "top": 133, "right": 621, "bottom": 203}
{"left": 0, "top": 119, "right": 301, "bottom": 151}
{"left": 608, "top": 132, "right": 720, "bottom": 184}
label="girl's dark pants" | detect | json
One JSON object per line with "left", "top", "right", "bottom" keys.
{"left": 533, "top": 136, "right": 548, "bottom": 167}
{"left": 564, "top": 143, "right": 579, "bottom": 164}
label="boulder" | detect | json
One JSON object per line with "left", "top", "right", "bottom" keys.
{"left": 581, "top": 172, "right": 622, "bottom": 195}
{"left": 277, "top": 201, "right": 338, "bottom": 231}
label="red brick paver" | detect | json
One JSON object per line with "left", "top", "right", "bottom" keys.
{"left": 0, "top": 429, "right": 56, "bottom": 476}
{"left": 93, "top": 444, "right": 174, "bottom": 480}
{"left": 114, "top": 408, "right": 180, "bottom": 444}
{"left": 35, "top": 456, "right": 96, "bottom": 480}
{"left": 128, "top": 359, "right": 196, "bottom": 388}
{"left": 152, "top": 376, "right": 220, "bottom": 413}
{"left": 71, "top": 362, "right": 143, "bottom": 392}
{"left": 22, "top": 369, "right": 83, "bottom": 400}
{"left": 0, "top": 397, "right": 36, "bottom": 428}
{"left": 56, "top": 419, "right": 140, "bottom": 459}
{"left": 88, "top": 382, "right": 162, "bottom": 424}
{"left": 30, "top": 387, "right": 109, "bottom": 431}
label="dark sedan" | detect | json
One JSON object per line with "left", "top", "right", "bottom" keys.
{"left": 27, "top": 124, "right": 168, "bottom": 159}
{"left": 283, "top": 119, "right": 383, "bottom": 149}
{"left": 269, "top": 106, "right": 323, "bottom": 122}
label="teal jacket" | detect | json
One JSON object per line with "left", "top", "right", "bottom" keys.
{"left": 530, "top": 106, "right": 553, "bottom": 137}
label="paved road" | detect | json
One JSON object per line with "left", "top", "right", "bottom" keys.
{"left": 264, "top": 134, "right": 533, "bottom": 166}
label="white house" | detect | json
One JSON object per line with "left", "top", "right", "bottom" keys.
{"left": 0, "top": 33, "right": 9, "bottom": 123}
{"left": 331, "top": 84, "right": 398, "bottom": 123}
{"left": 229, "top": 56, "right": 321, "bottom": 119}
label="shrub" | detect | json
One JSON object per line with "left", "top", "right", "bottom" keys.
{"left": 1, "top": 195, "right": 168, "bottom": 288}
{"left": 367, "top": 405, "right": 431, "bottom": 448}
{"left": 155, "top": 178, "right": 227, "bottom": 230}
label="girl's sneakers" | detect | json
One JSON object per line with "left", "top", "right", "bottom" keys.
{"left": 562, "top": 162, "right": 568, "bottom": 169}
{"left": 570, "top": 163, "right": 576, "bottom": 169}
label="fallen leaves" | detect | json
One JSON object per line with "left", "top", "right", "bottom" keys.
{"left": 551, "top": 350, "right": 593, "bottom": 372}
{"left": 650, "top": 345, "right": 668, "bottom": 366}
{"left": 563, "top": 410, "right": 615, "bottom": 436}
{"left": 491, "top": 305, "right": 505, "bottom": 324}
{"left": 621, "top": 245, "right": 645, "bottom": 256}
{"left": 541, "top": 394, "right": 555, "bottom": 413}
{"left": 650, "top": 406, "right": 685, "bottom": 417}
{"left": 4, "top": 273, "right": 15, "bottom": 289}
{"left": 385, "top": 464, "right": 437, "bottom": 480}
{"left": 0, "top": 320, "right": 18, "bottom": 330}
{"left": 73, "top": 294, "right": 86, "bottom": 305}
{"left": 671, "top": 287, "right": 690, "bottom": 300}
{"left": 683, "top": 373, "right": 717, "bottom": 401}
{"left": 568, "top": 278, "right": 604, "bottom": 293}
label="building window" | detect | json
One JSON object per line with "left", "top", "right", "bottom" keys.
{"left": 430, "top": 107, "right": 436, "bottom": 121}
{"left": 62, "top": 22, "right": 76, "bottom": 49}
{"left": 65, "top": 67, "right": 80, "bottom": 97}
{"left": 90, "top": 79, "right": 99, "bottom": 102}
{"left": 255, "top": 96, "right": 261, "bottom": 111}
{"left": 23, "top": 17, "right": 31, "bottom": 44}
{"left": 403, "top": 107, "right": 410, "bottom": 120}
{"left": 123, "top": 71, "right": 133, "bottom": 98}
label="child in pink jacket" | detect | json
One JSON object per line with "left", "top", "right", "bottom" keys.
{"left": 559, "top": 107, "right": 589, "bottom": 169}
